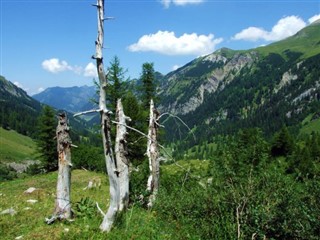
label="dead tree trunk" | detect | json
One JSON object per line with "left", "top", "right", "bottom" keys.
{"left": 146, "top": 99, "right": 160, "bottom": 208}
{"left": 46, "top": 112, "right": 72, "bottom": 224}
{"left": 115, "top": 99, "right": 130, "bottom": 211}
{"left": 93, "top": 0, "right": 120, "bottom": 232}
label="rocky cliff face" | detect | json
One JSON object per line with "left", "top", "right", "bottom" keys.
{"left": 159, "top": 49, "right": 258, "bottom": 115}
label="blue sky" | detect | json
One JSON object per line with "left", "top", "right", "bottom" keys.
{"left": 1, "top": 0, "right": 320, "bottom": 95}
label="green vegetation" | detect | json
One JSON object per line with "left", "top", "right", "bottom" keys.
{"left": 1, "top": 22, "right": 320, "bottom": 239}
{"left": 1, "top": 127, "right": 319, "bottom": 239}
{"left": 0, "top": 75, "right": 42, "bottom": 138}
{"left": 300, "top": 114, "right": 320, "bottom": 135}
{"left": 0, "top": 170, "right": 109, "bottom": 240}
{"left": 36, "top": 106, "right": 58, "bottom": 172}
{"left": 0, "top": 127, "right": 36, "bottom": 163}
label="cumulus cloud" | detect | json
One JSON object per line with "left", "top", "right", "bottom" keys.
{"left": 172, "top": 64, "right": 181, "bottom": 71}
{"left": 13, "top": 81, "right": 29, "bottom": 92}
{"left": 308, "top": 14, "right": 320, "bottom": 24}
{"left": 233, "top": 15, "right": 306, "bottom": 42}
{"left": 161, "top": 0, "right": 204, "bottom": 8}
{"left": 41, "top": 58, "right": 98, "bottom": 78}
{"left": 37, "top": 87, "right": 44, "bottom": 93}
{"left": 84, "top": 62, "right": 98, "bottom": 78}
{"left": 13, "top": 81, "right": 23, "bottom": 88}
{"left": 128, "top": 31, "right": 223, "bottom": 56}
{"left": 42, "top": 58, "right": 73, "bottom": 73}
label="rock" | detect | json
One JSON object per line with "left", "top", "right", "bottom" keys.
{"left": 26, "top": 199, "right": 38, "bottom": 204}
{"left": 6, "top": 160, "right": 41, "bottom": 173}
{"left": 24, "top": 187, "right": 36, "bottom": 194}
{"left": 1, "top": 207, "right": 17, "bottom": 216}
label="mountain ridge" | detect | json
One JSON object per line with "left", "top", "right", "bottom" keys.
{"left": 32, "top": 85, "right": 96, "bottom": 113}
{"left": 158, "top": 21, "right": 320, "bottom": 143}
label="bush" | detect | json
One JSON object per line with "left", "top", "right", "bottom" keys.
{"left": 129, "top": 160, "right": 150, "bottom": 206}
{"left": 26, "top": 163, "right": 45, "bottom": 175}
{"left": 72, "top": 144, "right": 105, "bottom": 172}
{"left": 0, "top": 164, "right": 17, "bottom": 181}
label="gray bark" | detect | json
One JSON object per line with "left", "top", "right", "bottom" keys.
{"left": 115, "top": 99, "right": 130, "bottom": 211}
{"left": 93, "top": 0, "right": 120, "bottom": 232}
{"left": 54, "top": 112, "right": 72, "bottom": 220}
{"left": 146, "top": 99, "right": 160, "bottom": 208}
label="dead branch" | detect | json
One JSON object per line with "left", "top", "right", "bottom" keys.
{"left": 158, "top": 112, "right": 196, "bottom": 141}
{"left": 73, "top": 109, "right": 100, "bottom": 117}
{"left": 96, "top": 202, "right": 106, "bottom": 217}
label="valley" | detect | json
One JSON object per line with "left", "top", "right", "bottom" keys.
{"left": 1, "top": 18, "right": 320, "bottom": 239}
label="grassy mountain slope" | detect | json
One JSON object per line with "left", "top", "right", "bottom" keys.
{"left": 0, "top": 76, "right": 42, "bottom": 137}
{"left": 0, "top": 127, "right": 36, "bottom": 163}
{"left": 256, "top": 20, "right": 320, "bottom": 59}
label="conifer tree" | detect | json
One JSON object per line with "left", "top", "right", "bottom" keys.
{"left": 37, "top": 105, "right": 57, "bottom": 172}
{"left": 140, "top": 62, "right": 156, "bottom": 108}
{"left": 107, "top": 56, "right": 127, "bottom": 112}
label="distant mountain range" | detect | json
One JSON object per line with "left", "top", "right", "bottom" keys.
{"left": 32, "top": 85, "right": 97, "bottom": 113}
{"left": 0, "top": 76, "right": 99, "bottom": 145}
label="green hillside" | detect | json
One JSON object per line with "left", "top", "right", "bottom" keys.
{"left": 300, "top": 114, "right": 320, "bottom": 135}
{"left": 256, "top": 20, "right": 320, "bottom": 59}
{"left": 0, "top": 127, "right": 36, "bottom": 163}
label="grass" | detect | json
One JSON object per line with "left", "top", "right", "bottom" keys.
{"left": 0, "top": 170, "right": 110, "bottom": 240}
{"left": 0, "top": 127, "right": 37, "bottom": 163}
{"left": 300, "top": 114, "right": 320, "bottom": 135}
{"left": 0, "top": 159, "right": 207, "bottom": 240}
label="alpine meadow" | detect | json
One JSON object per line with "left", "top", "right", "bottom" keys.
{"left": 1, "top": 1, "right": 320, "bottom": 239}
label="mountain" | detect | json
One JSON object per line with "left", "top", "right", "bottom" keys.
{"left": 32, "top": 85, "right": 96, "bottom": 113}
{"left": 0, "top": 75, "right": 42, "bottom": 137}
{"left": 0, "top": 76, "right": 100, "bottom": 146}
{"left": 158, "top": 21, "right": 320, "bottom": 144}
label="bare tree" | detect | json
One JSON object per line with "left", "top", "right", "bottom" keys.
{"left": 92, "top": 0, "right": 120, "bottom": 232}
{"left": 115, "top": 99, "right": 130, "bottom": 211}
{"left": 146, "top": 99, "right": 160, "bottom": 208}
{"left": 46, "top": 112, "right": 72, "bottom": 224}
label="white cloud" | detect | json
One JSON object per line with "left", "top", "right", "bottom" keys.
{"left": 37, "top": 87, "right": 44, "bottom": 93}
{"left": 172, "top": 64, "right": 181, "bottom": 71}
{"left": 128, "top": 31, "right": 223, "bottom": 56}
{"left": 13, "top": 81, "right": 29, "bottom": 92}
{"left": 73, "top": 66, "right": 83, "bottom": 75}
{"left": 233, "top": 15, "right": 306, "bottom": 42}
{"left": 161, "top": 0, "right": 204, "bottom": 8}
{"left": 233, "top": 27, "right": 268, "bottom": 42}
{"left": 308, "top": 14, "right": 320, "bottom": 24}
{"left": 13, "top": 81, "right": 23, "bottom": 88}
{"left": 42, "top": 58, "right": 73, "bottom": 73}
{"left": 84, "top": 62, "right": 98, "bottom": 78}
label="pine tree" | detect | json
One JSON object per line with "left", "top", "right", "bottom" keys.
{"left": 271, "top": 126, "right": 294, "bottom": 157}
{"left": 122, "top": 91, "right": 146, "bottom": 164}
{"left": 107, "top": 56, "right": 127, "bottom": 112}
{"left": 140, "top": 62, "right": 156, "bottom": 108}
{"left": 37, "top": 105, "right": 57, "bottom": 172}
